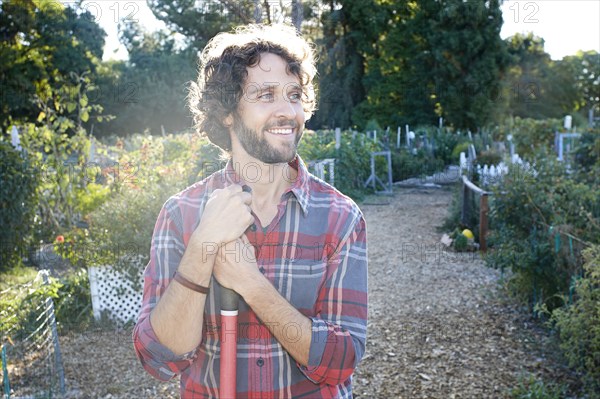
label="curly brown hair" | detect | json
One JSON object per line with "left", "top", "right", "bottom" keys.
{"left": 188, "top": 24, "right": 317, "bottom": 153}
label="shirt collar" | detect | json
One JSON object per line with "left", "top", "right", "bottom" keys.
{"left": 221, "top": 154, "right": 311, "bottom": 216}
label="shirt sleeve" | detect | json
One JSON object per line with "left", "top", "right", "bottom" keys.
{"left": 298, "top": 214, "right": 368, "bottom": 386}
{"left": 132, "top": 199, "right": 198, "bottom": 381}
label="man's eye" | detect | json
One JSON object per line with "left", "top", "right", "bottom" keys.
{"left": 258, "top": 92, "right": 274, "bottom": 100}
{"left": 288, "top": 92, "right": 302, "bottom": 102}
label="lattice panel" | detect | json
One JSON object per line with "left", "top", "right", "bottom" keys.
{"left": 88, "top": 261, "right": 144, "bottom": 325}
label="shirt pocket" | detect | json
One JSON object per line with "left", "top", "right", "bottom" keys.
{"left": 277, "top": 259, "right": 328, "bottom": 313}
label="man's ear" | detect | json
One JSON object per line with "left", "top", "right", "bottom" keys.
{"left": 223, "top": 114, "right": 233, "bottom": 128}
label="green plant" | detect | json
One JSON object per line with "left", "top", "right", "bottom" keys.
{"left": 509, "top": 374, "right": 567, "bottom": 399}
{"left": 0, "top": 142, "right": 39, "bottom": 271}
{"left": 573, "top": 130, "right": 600, "bottom": 185}
{"left": 390, "top": 148, "right": 444, "bottom": 182}
{"left": 486, "top": 150, "right": 599, "bottom": 312}
{"left": 475, "top": 150, "right": 502, "bottom": 166}
{"left": 53, "top": 268, "right": 93, "bottom": 331}
{"left": 504, "top": 117, "right": 563, "bottom": 157}
{"left": 551, "top": 244, "right": 600, "bottom": 395}
{"left": 298, "top": 130, "right": 377, "bottom": 200}
{"left": 451, "top": 141, "right": 471, "bottom": 161}
{"left": 453, "top": 234, "right": 468, "bottom": 251}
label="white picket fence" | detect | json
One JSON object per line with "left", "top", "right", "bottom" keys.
{"left": 460, "top": 148, "right": 534, "bottom": 187}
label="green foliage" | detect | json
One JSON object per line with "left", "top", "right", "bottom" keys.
{"left": 356, "top": 0, "right": 508, "bottom": 130}
{"left": 475, "top": 150, "right": 502, "bottom": 167}
{"left": 551, "top": 245, "right": 600, "bottom": 394}
{"left": 311, "top": 0, "right": 381, "bottom": 129}
{"left": 509, "top": 374, "right": 567, "bottom": 399}
{"left": 502, "top": 32, "right": 599, "bottom": 121}
{"left": 71, "top": 133, "right": 218, "bottom": 276}
{"left": 573, "top": 131, "right": 600, "bottom": 185}
{"left": 486, "top": 152, "right": 600, "bottom": 312}
{"left": 0, "top": 268, "right": 91, "bottom": 342}
{"left": 0, "top": 0, "right": 106, "bottom": 130}
{"left": 451, "top": 142, "right": 471, "bottom": 161}
{"left": 501, "top": 117, "right": 563, "bottom": 157}
{"left": 0, "top": 142, "right": 39, "bottom": 271}
{"left": 391, "top": 148, "right": 444, "bottom": 182}
{"left": 453, "top": 234, "right": 468, "bottom": 251}
{"left": 430, "top": 128, "right": 471, "bottom": 166}
{"left": 93, "top": 21, "right": 196, "bottom": 137}
{"left": 298, "top": 130, "right": 377, "bottom": 200}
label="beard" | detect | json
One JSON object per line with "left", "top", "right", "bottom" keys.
{"left": 233, "top": 115, "right": 302, "bottom": 164}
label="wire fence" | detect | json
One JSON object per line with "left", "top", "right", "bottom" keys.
{"left": 1, "top": 270, "right": 65, "bottom": 399}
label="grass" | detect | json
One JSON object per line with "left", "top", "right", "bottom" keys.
{"left": 510, "top": 374, "right": 568, "bottom": 399}
{"left": 0, "top": 265, "right": 39, "bottom": 292}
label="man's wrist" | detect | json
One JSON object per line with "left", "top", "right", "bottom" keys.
{"left": 178, "top": 239, "right": 217, "bottom": 287}
{"left": 238, "top": 271, "right": 270, "bottom": 304}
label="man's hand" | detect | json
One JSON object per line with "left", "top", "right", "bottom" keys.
{"left": 192, "top": 184, "right": 253, "bottom": 248}
{"left": 213, "top": 235, "right": 260, "bottom": 292}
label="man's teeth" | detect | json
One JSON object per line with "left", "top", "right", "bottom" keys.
{"left": 268, "top": 128, "right": 293, "bottom": 135}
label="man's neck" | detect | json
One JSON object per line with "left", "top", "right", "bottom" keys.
{"left": 231, "top": 154, "right": 298, "bottom": 207}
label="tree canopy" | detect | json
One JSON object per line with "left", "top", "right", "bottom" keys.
{"left": 0, "top": 0, "right": 106, "bottom": 131}
{"left": 1, "top": 0, "right": 597, "bottom": 136}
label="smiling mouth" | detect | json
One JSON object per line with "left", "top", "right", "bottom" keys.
{"left": 266, "top": 127, "right": 295, "bottom": 135}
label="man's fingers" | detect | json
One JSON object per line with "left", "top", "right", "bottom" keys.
{"left": 241, "top": 192, "right": 252, "bottom": 205}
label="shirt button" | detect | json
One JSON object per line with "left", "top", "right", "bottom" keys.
{"left": 259, "top": 267, "right": 265, "bottom": 274}
{"left": 256, "top": 357, "right": 264, "bottom": 367}
{"left": 250, "top": 224, "right": 257, "bottom": 232}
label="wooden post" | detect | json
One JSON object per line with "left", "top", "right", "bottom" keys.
{"left": 479, "top": 194, "right": 489, "bottom": 252}
{"left": 461, "top": 178, "right": 468, "bottom": 226}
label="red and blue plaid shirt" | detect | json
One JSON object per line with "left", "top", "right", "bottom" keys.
{"left": 133, "top": 155, "right": 368, "bottom": 398}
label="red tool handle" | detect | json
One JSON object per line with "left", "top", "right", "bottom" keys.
{"left": 220, "top": 287, "right": 239, "bottom": 398}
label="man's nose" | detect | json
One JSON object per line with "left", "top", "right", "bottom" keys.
{"left": 273, "top": 95, "right": 297, "bottom": 119}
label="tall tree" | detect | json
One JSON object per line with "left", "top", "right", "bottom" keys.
{"left": 310, "top": 0, "right": 382, "bottom": 129}
{"left": 0, "top": 0, "right": 106, "bottom": 131}
{"left": 557, "top": 51, "right": 600, "bottom": 117}
{"left": 147, "top": 0, "right": 255, "bottom": 52}
{"left": 502, "top": 33, "right": 556, "bottom": 119}
{"left": 425, "top": 0, "right": 508, "bottom": 129}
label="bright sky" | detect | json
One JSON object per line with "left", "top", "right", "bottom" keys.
{"left": 500, "top": 0, "right": 600, "bottom": 59}
{"left": 82, "top": 0, "right": 600, "bottom": 61}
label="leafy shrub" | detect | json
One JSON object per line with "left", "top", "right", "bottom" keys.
{"left": 451, "top": 141, "right": 471, "bottom": 161}
{"left": 474, "top": 150, "right": 502, "bottom": 166}
{"left": 551, "top": 245, "right": 600, "bottom": 394}
{"left": 486, "top": 151, "right": 600, "bottom": 312}
{"left": 509, "top": 374, "right": 567, "bottom": 399}
{"left": 430, "top": 128, "right": 470, "bottom": 166}
{"left": 505, "top": 117, "right": 562, "bottom": 157}
{"left": 0, "top": 268, "right": 92, "bottom": 340}
{"left": 298, "top": 130, "right": 377, "bottom": 200}
{"left": 573, "top": 130, "right": 600, "bottom": 185}
{"left": 0, "top": 142, "right": 39, "bottom": 271}
{"left": 391, "top": 148, "right": 442, "bottom": 182}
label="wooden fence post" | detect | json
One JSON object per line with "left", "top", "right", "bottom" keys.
{"left": 479, "top": 194, "right": 489, "bottom": 252}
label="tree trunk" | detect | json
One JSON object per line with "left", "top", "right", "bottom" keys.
{"left": 291, "top": 0, "right": 302, "bottom": 32}
{"left": 254, "top": 0, "right": 262, "bottom": 23}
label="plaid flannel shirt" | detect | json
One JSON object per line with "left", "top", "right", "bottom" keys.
{"left": 133, "top": 155, "right": 368, "bottom": 398}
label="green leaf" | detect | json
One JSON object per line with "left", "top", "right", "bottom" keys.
{"left": 81, "top": 111, "right": 89, "bottom": 122}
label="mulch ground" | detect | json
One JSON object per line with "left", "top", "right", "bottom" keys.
{"left": 9, "top": 186, "right": 573, "bottom": 398}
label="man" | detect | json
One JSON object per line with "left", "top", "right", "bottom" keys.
{"left": 133, "top": 24, "right": 368, "bottom": 398}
